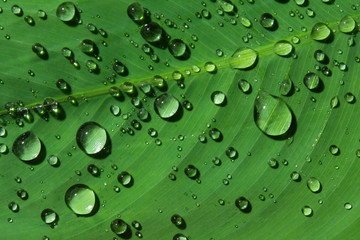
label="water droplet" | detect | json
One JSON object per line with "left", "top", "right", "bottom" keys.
{"left": 11, "top": 5, "right": 23, "bottom": 16}
{"left": 205, "top": 62, "right": 216, "bottom": 73}
{"left": 280, "top": 77, "right": 293, "bottom": 96}
{"left": 154, "top": 93, "right": 181, "bottom": 119}
{"left": 110, "top": 219, "right": 129, "bottom": 235}
{"left": 254, "top": 91, "right": 293, "bottom": 136}
{"left": 235, "top": 197, "right": 251, "bottom": 213}
{"left": 218, "top": 0, "right": 235, "bottom": 13}
{"left": 173, "top": 233, "right": 189, "bottom": 240}
{"left": 344, "top": 92, "right": 356, "bottom": 104}
{"left": 169, "top": 39, "right": 188, "bottom": 58}
{"left": 41, "top": 209, "right": 58, "bottom": 224}
{"left": 32, "top": 43, "right": 48, "bottom": 59}
{"left": 8, "top": 202, "right": 19, "bottom": 212}
{"left": 12, "top": 131, "right": 41, "bottom": 161}
{"left": 240, "top": 16, "right": 252, "bottom": 28}
{"left": 344, "top": 202, "right": 352, "bottom": 210}
{"left": 338, "top": 15, "right": 356, "bottom": 33}
{"left": 273, "top": 40, "right": 293, "bottom": 57}
{"left": 14, "top": 189, "right": 27, "bottom": 201}
{"left": 238, "top": 79, "right": 251, "bottom": 94}
{"left": 310, "top": 23, "right": 331, "bottom": 41}
{"left": 268, "top": 158, "right": 279, "bottom": 168}
{"left": 230, "top": 47, "right": 258, "bottom": 69}
{"left": 110, "top": 105, "right": 121, "bottom": 116}
{"left": 56, "top": 79, "right": 71, "bottom": 93}
{"left": 127, "top": 2, "right": 146, "bottom": 24}
{"left": 76, "top": 122, "right": 108, "bottom": 155}
{"left": 225, "top": 147, "right": 238, "bottom": 160}
{"left": 290, "top": 171, "right": 301, "bottom": 182}
{"left": 87, "top": 164, "right": 100, "bottom": 177}
{"left": 211, "top": 91, "right": 226, "bottom": 106}
{"left": 48, "top": 155, "right": 60, "bottom": 167}
{"left": 260, "top": 13, "right": 277, "bottom": 30}
{"left": 171, "top": 214, "right": 186, "bottom": 229}
{"left": 314, "top": 50, "right": 327, "bottom": 63}
{"left": 62, "top": 47, "right": 74, "bottom": 59}
{"left": 184, "top": 165, "right": 199, "bottom": 179}
{"left": 209, "top": 128, "right": 222, "bottom": 141}
{"left": 65, "top": 184, "right": 97, "bottom": 215}
{"left": 118, "top": 171, "right": 133, "bottom": 187}
{"left": 37, "top": 10, "right": 47, "bottom": 19}
{"left": 302, "top": 206, "right": 313, "bottom": 217}
{"left": 307, "top": 177, "right": 321, "bottom": 193}
{"left": 79, "top": 39, "right": 97, "bottom": 56}
{"left": 0, "top": 127, "right": 7, "bottom": 137}
{"left": 141, "top": 22, "right": 163, "bottom": 43}
{"left": 24, "top": 16, "right": 35, "bottom": 25}
{"left": 303, "top": 72, "right": 320, "bottom": 90}
{"left": 56, "top": 2, "right": 77, "bottom": 22}
{"left": 294, "top": 0, "right": 306, "bottom": 6}
{"left": 329, "top": 145, "right": 340, "bottom": 155}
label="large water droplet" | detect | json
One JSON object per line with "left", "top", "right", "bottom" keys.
{"left": 273, "top": 40, "right": 293, "bottom": 57}
{"left": 279, "top": 77, "right": 293, "bottom": 96}
{"left": 254, "top": 91, "right": 293, "bottom": 136}
{"left": 141, "top": 22, "right": 163, "bottom": 43}
{"left": 184, "top": 165, "right": 199, "bottom": 179}
{"left": 154, "top": 93, "right": 181, "bottom": 119}
{"left": 235, "top": 197, "right": 251, "bottom": 213}
{"left": 169, "top": 39, "right": 188, "bottom": 58}
{"left": 171, "top": 214, "right": 186, "bottom": 229}
{"left": 111, "top": 219, "right": 129, "bottom": 235}
{"left": 303, "top": 72, "right": 320, "bottom": 90}
{"left": 173, "top": 233, "right": 189, "bottom": 240}
{"left": 56, "top": 2, "right": 77, "bottom": 22}
{"left": 127, "top": 2, "right": 146, "bottom": 24}
{"left": 211, "top": 91, "right": 226, "bottom": 106}
{"left": 230, "top": 48, "right": 258, "bottom": 69}
{"left": 32, "top": 43, "right": 48, "bottom": 59}
{"left": 118, "top": 171, "right": 134, "bottom": 187}
{"left": 307, "top": 177, "right": 321, "bottom": 193}
{"left": 79, "top": 39, "right": 97, "bottom": 56}
{"left": 302, "top": 206, "right": 313, "bottom": 217}
{"left": 65, "top": 184, "right": 97, "bottom": 215}
{"left": 310, "top": 23, "right": 331, "bottom": 41}
{"left": 41, "top": 209, "right": 58, "bottom": 224}
{"left": 12, "top": 131, "right": 41, "bottom": 162}
{"left": 260, "top": 13, "right": 277, "bottom": 30}
{"left": 338, "top": 15, "right": 356, "bottom": 33}
{"left": 219, "top": 0, "right": 235, "bottom": 13}
{"left": 76, "top": 122, "right": 108, "bottom": 155}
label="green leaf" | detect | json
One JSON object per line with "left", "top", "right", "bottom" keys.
{"left": 0, "top": 0, "right": 359, "bottom": 239}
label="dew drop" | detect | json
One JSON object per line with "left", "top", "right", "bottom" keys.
{"left": 254, "top": 91, "right": 293, "bottom": 136}
{"left": 76, "top": 122, "right": 108, "bottom": 155}
{"left": 12, "top": 131, "right": 41, "bottom": 162}
{"left": 273, "top": 40, "right": 293, "bottom": 57}
{"left": 303, "top": 72, "right": 320, "bottom": 90}
{"left": 110, "top": 219, "right": 129, "bottom": 235}
{"left": 56, "top": 2, "right": 77, "bottom": 22}
{"left": 141, "top": 22, "right": 163, "bottom": 43}
{"left": 302, "top": 206, "right": 313, "bottom": 217}
{"left": 65, "top": 184, "right": 97, "bottom": 215}
{"left": 338, "top": 15, "right": 356, "bottom": 33}
{"left": 211, "top": 91, "right": 226, "bottom": 106}
{"left": 310, "top": 23, "right": 331, "bottom": 41}
{"left": 154, "top": 93, "right": 181, "bottom": 119}
{"left": 41, "top": 209, "right": 58, "bottom": 224}
{"left": 230, "top": 48, "right": 258, "bottom": 69}
{"left": 307, "top": 177, "right": 321, "bottom": 193}
{"left": 235, "top": 197, "right": 251, "bottom": 213}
